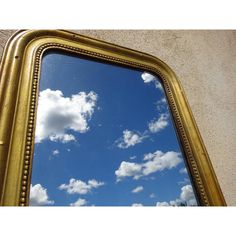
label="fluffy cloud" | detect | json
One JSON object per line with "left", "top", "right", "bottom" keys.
{"left": 142, "top": 150, "right": 182, "bottom": 176}
{"left": 115, "top": 162, "right": 142, "bottom": 181}
{"left": 141, "top": 72, "right": 163, "bottom": 90}
{"left": 178, "top": 178, "right": 190, "bottom": 185}
{"left": 155, "top": 81, "right": 163, "bottom": 90}
{"left": 156, "top": 201, "right": 170, "bottom": 206}
{"left": 179, "top": 185, "right": 197, "bottom": 206}
{"left": 70, "top": 198, "right": 87, "bottom": 206}
{"left": 148, "top": 114, "right": 169, "bottom": 133}
{"left": 150, "top": 193, "right": 156, "bottom": 198}
{"left": 52, "top": 149, "right": 59, "bottom": 156}
{"left": 132, "top": 203, "right": 143, "bottom": 207}
{"left": 35, "top": 89, "right": 97, "bottom": 143}
{"left": 58, "top": 178, "right": 105, "bottom": 195}
{"left": 116, "top": 130, "right": 147, "bottom": 149}
{"left": 132, "top": 186, "right": 144, "bottom": 193}
{"left": 29, "top": 184, "right": 54, "bottom": 206}
{"left": 156, "top": 184, "right": 197, "bottom": 207}
{"left": 156, "top": 98, "right": 167, "bottom": 112}
{"left": 115, "top": 150, "right": 182, "bottom": 181}
{"left": 49, "top": 134, "right": 76, "bottom": 143}
{"left": 179, "top": 167, "right": 187, "bottom": 174}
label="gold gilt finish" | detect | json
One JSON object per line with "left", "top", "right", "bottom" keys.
{"left": 0, "top": 30, "right": 226, "bottom": 206}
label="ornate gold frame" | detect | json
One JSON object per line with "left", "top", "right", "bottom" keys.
{"left": 0, "top": 30, "right": 226, "bottom": 206}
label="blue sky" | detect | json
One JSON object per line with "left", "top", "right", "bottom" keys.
{"left": 30, "top": 52, "right": 198, "bottom": 206}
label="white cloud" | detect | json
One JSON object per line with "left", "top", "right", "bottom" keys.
{"left": 178, "top": 178, "right": 190, "bottom": 185}
{"left": 179, "top": 167, "right": 187, "bottom": 174}
{"left": 52, "top": 149, "right": 59, "bottom": 156}
{"left": 161, "top": 98, "right": 166, "bottom": 103}
{"left": 156, "top": 184, "right": 197, "bottom": 207}
{"left": 88, "top": 179, "right": 104, "bottom": 188}
{"left": 155, "top": 81, "right": 163, "bottom": 90}
{"left": 129, "top": 156, "right": 137, "bottom": 160}
{"left": 49, "top": 134, "right": 76, "bottom": 143}
{"left": 156, "top": 97, "right": 167, "bottom": 112}
{"left": 179, "top": 184, "right": 197, "bottom": 206}
{"left": 132, "top": 203, "right": 143, "bottom": 207}
{"left": 115, "top": 162, "right": 142, "bottom": 181}
{"left": 141, "top": 72, "right": 163, "bottom": 91}
{"left": 142, "top": 150, "right": 182, "bottom": 176}
{"left": 132, "top": 186, "right": 144, "bottom": 193}
{"left": 148, "top": 113, "right": 169, "bottom": 133}
{"left": 141, "top": 72, "right": 156, "bottom": 83}
{"left": 150, "top": 193, "right": 156, "bottom": 198}
{"left": 116, "top": 130, "right": 147, "bottom": 149}
{"left": 29, "top": 184, "right": 54, "bottom": 206}
{"left": 35, "top": 89, "right": 97, "bottom": 143}
{"left": 143, "top": 150, "right": 164, "bottom": 161}
{"left": 115, "top": 150, "right": 182, "bottom": 181}
{"left": 58, "top": 178, "right": 105, "bottom": 195}
{"left": 156, "top": 201, "right": 170, "bottom": 206}
{"left": 70, "top": 198, "right": 87, "bottom": 206}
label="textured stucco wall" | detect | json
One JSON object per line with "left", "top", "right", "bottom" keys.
{"left": 0, "top": 30, "right": 236, "bottom": 205}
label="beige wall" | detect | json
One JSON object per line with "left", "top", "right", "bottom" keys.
{"left": 0, "top": 30, "right": 236, "bottom": 205}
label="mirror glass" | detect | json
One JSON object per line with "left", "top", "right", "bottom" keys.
{"left": 29, "top": 51, "right": 198, "bottom": 206}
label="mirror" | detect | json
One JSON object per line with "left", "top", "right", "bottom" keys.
{"left": 29, "top": 51, "right": 198, "bottom": 206}
{"left": 0, "top": 30, "right": 225, "bottom": 206}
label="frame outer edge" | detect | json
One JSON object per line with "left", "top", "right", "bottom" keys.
{"left": 0, "top": 30, "right": 226, "bottom": 206}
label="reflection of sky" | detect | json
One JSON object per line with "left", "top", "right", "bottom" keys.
{"left": 30, "top": 52, "right": 197, "bottom": 206}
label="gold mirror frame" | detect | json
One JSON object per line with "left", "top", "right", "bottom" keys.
{"left": 0, "top": 30, "right": 226, "bottom": 206}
